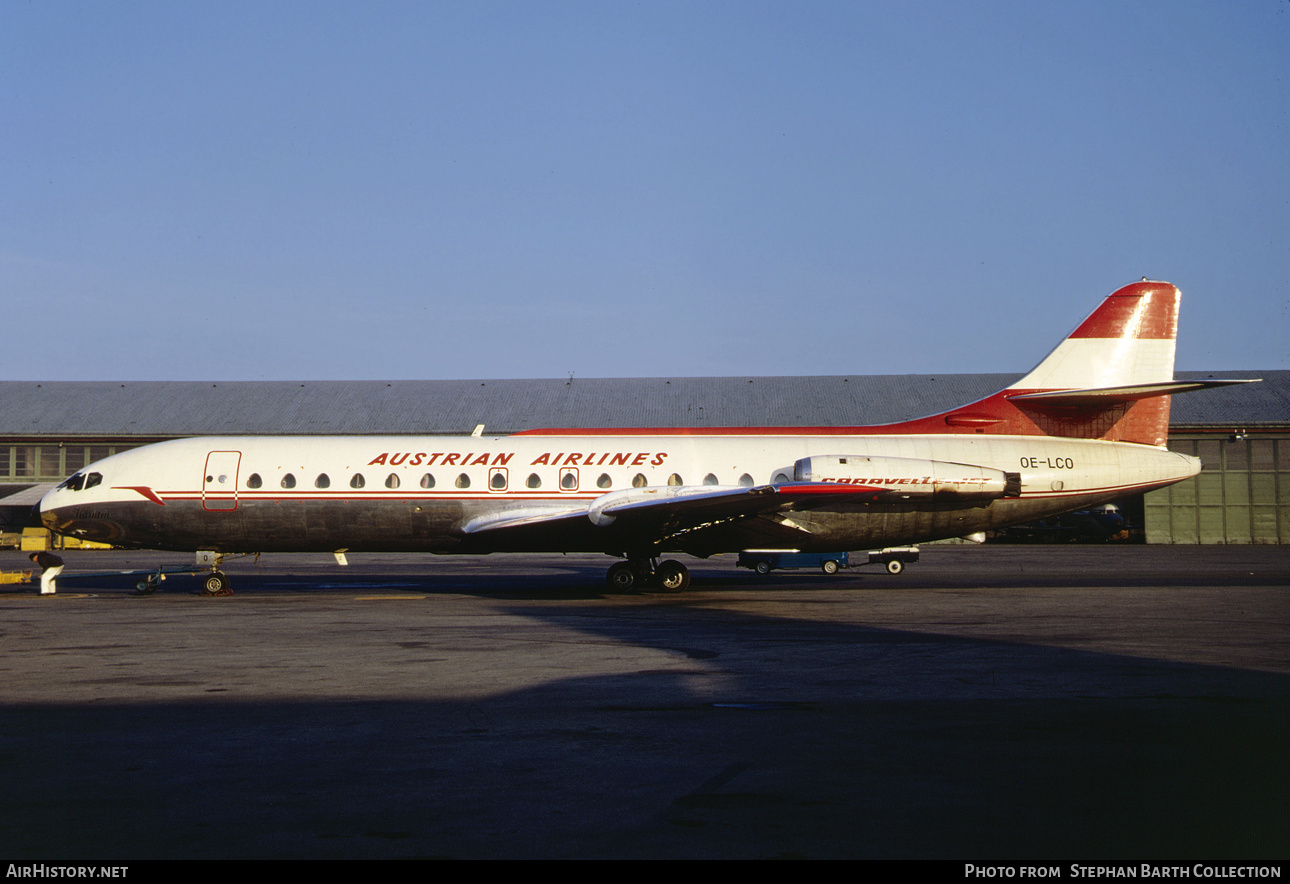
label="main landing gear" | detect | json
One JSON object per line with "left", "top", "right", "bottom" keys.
{"left": 605, "top": 558, "right": 691, "bottom": 593}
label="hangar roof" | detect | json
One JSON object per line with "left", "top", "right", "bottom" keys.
{"left": 0, "top": 370, "right": 1283, "bottom": 437}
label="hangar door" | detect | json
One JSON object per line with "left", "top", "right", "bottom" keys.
{"left": 1145, "top": 435, "right": 1288, "bottom": 543}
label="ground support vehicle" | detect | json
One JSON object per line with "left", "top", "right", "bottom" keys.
{"left": 737, "top": 547, "right": 918, "bottom": 576}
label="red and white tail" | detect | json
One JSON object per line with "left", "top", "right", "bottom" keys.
{"left": 892, "top": 280, "right": 1244, "bottom": 446}
{"left": 1010, "top": 280, "right": 1179, "bottom": 393}
{"left": 994, "top": 279, "right": 1181, "bottom": 446}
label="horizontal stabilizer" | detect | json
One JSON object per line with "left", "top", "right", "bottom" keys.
{"left": 1007, "top": 378, "right": 1259, "bottom": 406}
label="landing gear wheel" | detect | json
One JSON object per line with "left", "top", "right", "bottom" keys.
{"left": 606, "top": 561, "right": 637, "bottom": 591}
{"left": 821, "top": 560, "right": 839, "bottom": 575}
{"left": 754, "top": 560, "right": 771, "bottom": 575}
{"left": 885, "top": 558, "right": 904, "bottom": 575}
{"left": 655, "top": 560, "right": 690, "bottom": 593}
{"left": 202, "top": 571, "right": 232, "bottom": 595}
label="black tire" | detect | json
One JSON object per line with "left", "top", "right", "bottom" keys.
{"left": 202, "top": 571, "right": 231, "bottom": 595}
{"left": 655, "top": 560, "right": 690, "bottom": 592}
{"left": 754, "top": 560, "right": 771, "bottom": 575}
{"left": 885, "top": 558, "right": 904, "bottom": 575}
{"left": 821, "top": 560, "right": 839, "bottom": 575}
{"left": 606, "top": 562, "right": 636, "bottom": 591}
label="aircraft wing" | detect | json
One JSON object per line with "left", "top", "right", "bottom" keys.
{"left": 461, "top": 481, "right": 896, "bottom": 541}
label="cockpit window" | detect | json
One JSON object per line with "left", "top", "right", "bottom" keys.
{"left": 84, "top": 472, "right": 103, "bottom": 489}
{"left": 59, "top": 473, "right": 86, "bottom": 491}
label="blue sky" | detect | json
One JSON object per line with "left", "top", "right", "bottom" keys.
{"left": 3, "top": 1, "right": 1286, "bottom": 380}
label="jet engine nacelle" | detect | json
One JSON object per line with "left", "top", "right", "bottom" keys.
{"left": 794, "top": 455, "right": 1021, "bottom": 500}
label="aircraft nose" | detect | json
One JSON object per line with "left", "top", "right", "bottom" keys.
{"left": 39, "top": 487, "right": 62, "bottom": 530}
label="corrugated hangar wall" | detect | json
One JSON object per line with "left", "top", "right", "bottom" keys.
{"left": 1145, "top": 433, "right": 1290, "bottom": 544}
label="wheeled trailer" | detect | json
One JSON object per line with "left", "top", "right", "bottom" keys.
{"left": 737, "top": 547, "right": 919, "bottom": 576}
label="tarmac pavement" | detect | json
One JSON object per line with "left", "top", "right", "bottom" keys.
{"left": 0, "top": 545, "right": 1286, "bottom": 859}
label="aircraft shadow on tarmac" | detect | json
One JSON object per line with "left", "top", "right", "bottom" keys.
{"left": 0, "top": 569, "right": 1286, "bottom": 860}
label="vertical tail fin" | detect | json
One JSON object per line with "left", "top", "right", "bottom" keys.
{"left": 926, "top": 280, "right": 1183, "bottom": 445}
{"left": 1009, "top": 280, "right": 1180, "bottom": 393}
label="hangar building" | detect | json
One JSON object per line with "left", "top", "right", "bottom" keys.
{"left": 1, "top": 371, "right": 1285, "bottom": 544}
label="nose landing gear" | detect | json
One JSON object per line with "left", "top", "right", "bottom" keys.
{"left": 201, "top": 571, "right": 231, "bottom": 595}
{"left": 194, "top": 550, "right": 253, "bottom": 596}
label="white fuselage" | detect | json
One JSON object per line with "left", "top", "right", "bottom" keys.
{"left": 39, "top": 431, "right": 1200, "bottom": 556}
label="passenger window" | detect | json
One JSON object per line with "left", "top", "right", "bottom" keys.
{"left": 560, "top": 470, "right": 577, "bottom": 490}
{"left": 281, "top": 473, "right": 296, "bottom": 489}
{"left": 247, "top": 473, "right": 262, "bottom": 489}
{"left": 350, "top": 474, "right": 365, "bottom": 489}
{"left": 597, "top": 473, "right": 611, "bottom": 489}
{"left": 526, "top": 473, "right": 541, "bottom": 489}
{"left": 632, "top": 473, "right": 647, "bottom": 488}
{"left": 316, "top": 474, "right": 330, "bottom": 489}
{"left": 456, "top": 473, "right": 470, "bottom": 489}
{"left": 490, "top": 471, "right": 506, "bottom": 490}
{"left": 738, "top": 473, "right": 753, "bottom": 487}
{"left": 773, "top": 472, "right": 790, "bottom": 484}
{"left": 385, "top": 473, "right": 400, "bottom": 489}
{"left": 667, "top": 473, "right": 682, "bottom": 486}
{"left": 420, "top": 473, "right": 435, "bottom": 489}
{"left": 703, "top": 473, "right": 718, "bottom": 485}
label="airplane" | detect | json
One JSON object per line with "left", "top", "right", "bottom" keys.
{"left": 38, "top": 279, "right": 1252, "bottom": 594}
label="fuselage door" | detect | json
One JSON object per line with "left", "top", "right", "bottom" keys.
{"left": 203, "top": 451, "right": 242, "bottom": 512}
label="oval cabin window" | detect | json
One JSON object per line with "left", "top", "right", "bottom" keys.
{"left": 597, "top": 473, "right": 611, "bottom": 489}
{"left": 350, "top": 474, "right": 365, "bottom": 489}
{"left": 281, "top": 473, "right": 296, "bottom": 489}
{"left": 632, "top": 473, "right": 647, "bottom": 488}
{"left": 703, "top": 473, "right": 718, "bottom": 485}
{"left": 315, "top": 474, "right": 330, "bottom": 489}
{"left": 246, "top": 473, "right": 262, "bottom": 489}
{"left": 456, "top": 473, "right": 470, "bottom": 489}
{"left": 420, "top": 473, "right": 435, "bottom": 489}
{"left": 526, "top": 473, "right": 541, "bottom": 489}
{"left": 667, "top": 473, "right": 683, "bottom": 486}
{"left": 385, "top": 473, "right": 400, "bottom": 489}
{"left": 490, "top": 472, "right": 506, "bottom": 490}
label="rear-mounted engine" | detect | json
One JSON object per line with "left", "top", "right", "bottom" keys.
{"left": 794, "top": 455, "right": 1021, "bottom": 500}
